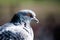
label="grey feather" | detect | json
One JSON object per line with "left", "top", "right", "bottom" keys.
{"left": 0, "top": 10, "right": 39, "bottom": 40}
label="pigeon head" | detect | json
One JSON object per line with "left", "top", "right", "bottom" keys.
{"left": 10, "top": 10, "right": 39, "bottom": 25}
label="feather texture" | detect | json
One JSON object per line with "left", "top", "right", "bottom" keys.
{"left": 0, "top": 10, "right": 38, "bottom": 40}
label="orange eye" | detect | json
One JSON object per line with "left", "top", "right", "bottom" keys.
{"left": 27, "top": 13, "right": 33, "bottom": 18}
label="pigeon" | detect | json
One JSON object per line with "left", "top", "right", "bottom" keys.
{"left": 0, "top": 10, "right": 39, "bottom": 40}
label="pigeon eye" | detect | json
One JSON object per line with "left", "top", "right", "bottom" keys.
{"left": 27, "top": 13, "right": 33, "bottom": 18}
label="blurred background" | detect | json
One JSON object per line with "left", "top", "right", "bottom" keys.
{"left": 0, "top": 0, "right": 60, "bottom": 40}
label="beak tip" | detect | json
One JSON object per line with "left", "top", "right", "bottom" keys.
{"left": 35, "top": 19, "right": 39, "bottom": 23}
{"left": 37, "top": 20, "right": 39, "bottom": 23}
{"left": 33, "top": 17, "right": 39, "bottom": 23}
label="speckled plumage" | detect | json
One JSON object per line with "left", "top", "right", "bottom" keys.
{"left": 0, "top": 10, "right": 39, "bottom": 40}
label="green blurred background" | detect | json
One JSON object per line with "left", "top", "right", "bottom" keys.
{"left": 0, "top": 0, "right": 60, "bottom": 40}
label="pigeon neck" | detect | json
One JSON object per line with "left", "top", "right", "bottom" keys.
{"left": 24, "top": 21, "right": 31, "bottom": 28}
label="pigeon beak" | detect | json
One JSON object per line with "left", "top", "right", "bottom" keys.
{"left": 33, "top": 17, "right": 39, "bottom": 23}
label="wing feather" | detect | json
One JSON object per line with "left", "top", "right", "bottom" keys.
{"left": 0, "top": 29, "right": 25, "bottom": 40}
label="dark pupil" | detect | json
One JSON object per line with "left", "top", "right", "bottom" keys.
{"left": 30, "top": 14, "right": 33, "bottom": 18}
